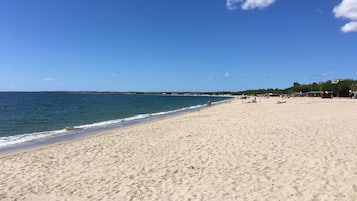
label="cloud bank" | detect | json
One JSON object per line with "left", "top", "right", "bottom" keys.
{"left": 226, "top": 0, "right": 275, "bottom": 10}
{"left": 333, "top": 0, "right": 357, "bottom": 32}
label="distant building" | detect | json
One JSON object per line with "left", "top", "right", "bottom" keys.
{"left": 290, "top": 92, "right": 306, "bottom": 97}
{"left": 307, "top": 91, "right": 322, "bottom": 97}
{"left": 332, "top": 79, "right": 351, "bottom": 84}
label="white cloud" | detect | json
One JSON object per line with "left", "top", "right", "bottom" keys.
{"left": 227, "top": 0, "right": 275, "bottom": 10}
{"left": 333, "top": 0, "right": 357, "bottom": 32}
{"left": 312, "top": 72, "right": 329, "bottom": 78}
{"left": 333, "top": 0, "right": 357, "bottom": 20}
{"left": 226, "top": 0, "right": 240, "bottom": 10}
{"left": 341, "top": 21, "right": 357, "bottom": 32}
{"left": 224, "top": 72, "right": 232, "bottom": 78}
{"left": 44, "top": 77, "right": 56, "bottom": 81}
{"left": 320, "top": 72, "right": 328, "bottom": 77}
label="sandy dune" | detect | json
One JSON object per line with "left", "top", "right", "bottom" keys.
{"left": 1, "top": 97, "right": 357, "bottom": 200}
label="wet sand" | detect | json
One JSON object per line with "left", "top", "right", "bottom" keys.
{"left": 1, "top": 97, "right": 357, "bottom": 200}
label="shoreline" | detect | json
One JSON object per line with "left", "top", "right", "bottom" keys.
{"left": 1, "top": 97, "right": 357, "bottom": 200}
{"left": 0, "top": 98, "right": 232, "bottom": 156}
{"left": 0, "top": 108, "right": 201, "bottom": 157}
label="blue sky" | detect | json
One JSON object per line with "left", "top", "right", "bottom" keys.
{"left": 1, "top": 0, "right": 356, "bottom": 92}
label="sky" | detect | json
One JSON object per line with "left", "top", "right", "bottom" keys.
{"left": 0, "top": 0, "right": 356, "bottom": 92}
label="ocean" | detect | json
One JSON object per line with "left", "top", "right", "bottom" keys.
{"left": 0, "top": 92, "right": 230, "bottom": 153}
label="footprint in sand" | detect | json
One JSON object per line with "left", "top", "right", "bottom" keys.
{"left": 353, "top": 185, "right": 357, "bottom": 193}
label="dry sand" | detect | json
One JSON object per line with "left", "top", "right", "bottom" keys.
{"left": 1, "top": 97, "right": 357, "bottom": 201}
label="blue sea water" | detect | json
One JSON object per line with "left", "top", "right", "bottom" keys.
{"left": 0, "top": 92, "right": 230, "bottom": 152}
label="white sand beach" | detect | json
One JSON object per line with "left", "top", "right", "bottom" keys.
{"left": 1, "top": 97, "right": 357, "bottom": 200}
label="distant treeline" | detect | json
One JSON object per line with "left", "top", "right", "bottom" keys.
{"left": 213, "top": 79, "right": 357, "bottom": 97}
{"left": 13, "top": 79, "right": 356, "bottom": 97}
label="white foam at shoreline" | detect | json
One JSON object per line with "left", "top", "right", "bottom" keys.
{"left": 0, "top": 129, "right": 68, "bottom": 147}
{"left": 0, "top": 103, "right": 214, "bottom": 148}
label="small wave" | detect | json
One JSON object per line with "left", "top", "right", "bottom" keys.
{"left": 73, "top": 119, "right": 123, "bottom": 129}
{"left": 122, "top": 114, "right": 151, "bottom": 121}
{"left": 0, "top": 129, "right": 67, "bottom": 147}
{"left": 65, "top": 127, "right": 82, "bottom": 131}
